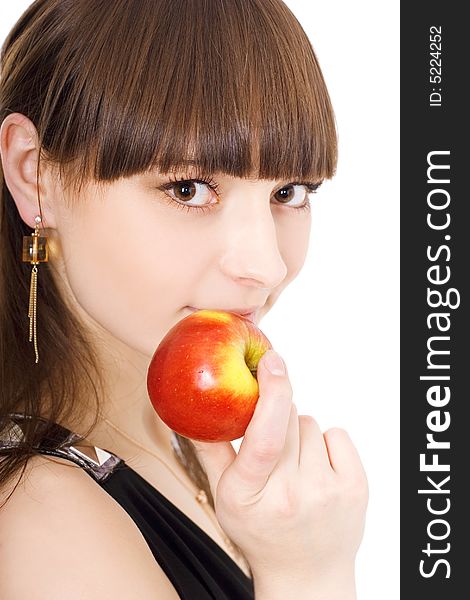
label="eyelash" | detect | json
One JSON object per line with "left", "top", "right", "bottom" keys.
{"left": 158, "top": 173, "right": 321, "bottom": 214}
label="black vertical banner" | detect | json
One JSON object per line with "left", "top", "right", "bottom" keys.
{"left": 401, "top": 3, "right": 469, "bottom": 598}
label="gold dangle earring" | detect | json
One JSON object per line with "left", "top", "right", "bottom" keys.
{"left": 22, "top": 215, "right": 49, "bottom": 363}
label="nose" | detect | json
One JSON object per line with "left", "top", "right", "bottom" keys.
{"left": 219, "top": 199, "right": 288, "bottom": 290}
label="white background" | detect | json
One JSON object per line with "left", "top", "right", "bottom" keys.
{"left": 1, "top": 2, "right": 400, "bottom": 599}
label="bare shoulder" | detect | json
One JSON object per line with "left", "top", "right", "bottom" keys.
{"left": 0, "top": 454, "right": 180, "bottom": 600}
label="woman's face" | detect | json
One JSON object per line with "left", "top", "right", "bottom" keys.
{"left": 49, "top": 167, "right": 312, "bottom": 359}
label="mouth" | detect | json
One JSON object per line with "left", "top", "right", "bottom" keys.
{"left": 186, "top": 306, "right": 261, "bottom": 324}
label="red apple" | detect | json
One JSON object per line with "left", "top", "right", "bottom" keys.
{"left": 146, "top": 309, "right": 272, "bottom": 442}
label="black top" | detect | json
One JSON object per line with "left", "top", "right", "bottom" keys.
{"left": 1, "top": 414, "right": 255, "bottom": 600}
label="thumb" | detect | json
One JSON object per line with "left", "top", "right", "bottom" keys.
{"left": 192, "top": 439, "right": 237, "bottom": 502}
{"left": 233, "top": 349, "right": 292, "bottom": 493}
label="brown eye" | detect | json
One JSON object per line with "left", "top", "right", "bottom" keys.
{"left": 163, "top": 180, "right": 218, "bottom": 207}
{"left": 275, "top": 185, "right": 296, "bottom": 203}
{"left": 173, "top": 181, "right": 197, "bottom": 201}
{"left": 273, "top": 184, "right": 310, "bottom": 208}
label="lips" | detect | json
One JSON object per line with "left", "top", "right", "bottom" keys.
{"left": 186, "top": 306, "right": 260, "bottom": 323}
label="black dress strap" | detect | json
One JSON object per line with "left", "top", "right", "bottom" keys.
{"left": 1, "top": 412, "right": 255, "bottom": 598}
{"left": 0, "top": 413, "right": 123, "bottom": 483}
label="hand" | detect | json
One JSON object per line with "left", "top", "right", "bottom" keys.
{"left": 192, "top": 349, "right": 369, "bottom": 587}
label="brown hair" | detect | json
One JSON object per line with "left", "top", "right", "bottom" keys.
{"left": 0, "top": 0, "right": 337, "bottom": 524}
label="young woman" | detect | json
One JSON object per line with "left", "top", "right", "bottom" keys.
{"left": 0, "top": 0, "right": 368, "bottom": 598}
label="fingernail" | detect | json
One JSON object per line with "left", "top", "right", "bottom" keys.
{"left": 264, "top": 349, "right": 286, "bottom": 376}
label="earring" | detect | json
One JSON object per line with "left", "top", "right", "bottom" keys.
{"left": 22, "top": 215, "right": 49, "bottom": 363}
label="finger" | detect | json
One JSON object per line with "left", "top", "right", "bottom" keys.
{"left": 191, "top": 439, "right": 237, "bottom": 502}
{"left": 232, "top": 349, "right": 293, "bottom": 493}
{"left": 298, "top": 415, "right": 332, "bottom": 473}
{"left": 323, "top": 427, "right": 368, "bottom": 482}
{"left": 272, "top": 402, "right": 300, "bottom": 474}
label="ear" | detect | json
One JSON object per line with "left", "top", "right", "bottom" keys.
{"left": 0, "top": 112, "right": 57, "bottom": 230}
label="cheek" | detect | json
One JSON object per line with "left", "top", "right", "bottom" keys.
{"left": 53, "top": 195, "right": 205, "bottom": 355}
{"left": 278, "top": 216, "right": 311, "bottom": 282}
